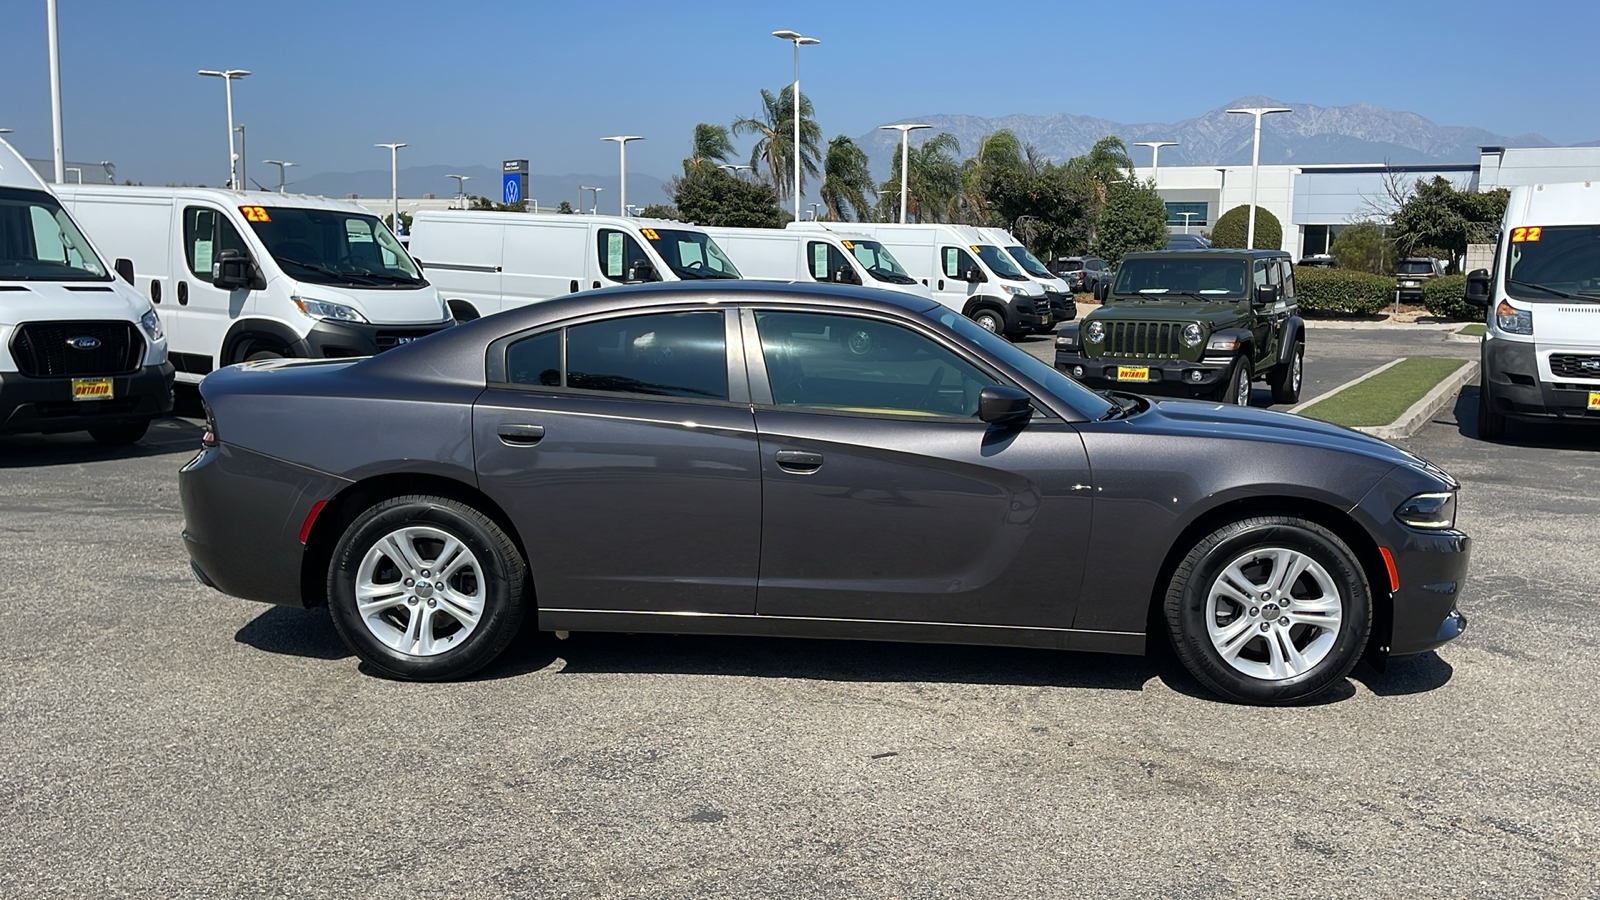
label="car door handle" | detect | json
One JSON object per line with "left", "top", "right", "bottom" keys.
{"left": 177, "top": 281, "right": 189, "bottom": 306}
{"left": 496, "top": 424, "right": 545, "bottom": 446}
{"left": 775, "top": 449, "right": 823, "bottom": 473}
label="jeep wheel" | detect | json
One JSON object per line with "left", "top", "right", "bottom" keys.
{"left": 1216, "top": 357, "right": 1251, "bottom": 406}
{"left": 1268, "top": 341, "right": 1304, "bottom": 405}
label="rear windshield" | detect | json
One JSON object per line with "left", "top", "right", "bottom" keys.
{"left": 243, "top": 206, "right": 424, "bottom": 288}
{"left": 1113, "top": 257, "right": 1249, "bottom": 298}
{"left": 0, "top": 187, "right": 110, "bottom": 282}
{"left": 1055, "top": 259, "right": 1083, "bottom": 272}
{"left": 1396, "top": 260, "right": 1435, "bottom": 275}
{"left": 1006, "top": 245, "right": 1054, "bottom": 279}
{"left": 641, "top": 228, "right": 741, "bottom": 280}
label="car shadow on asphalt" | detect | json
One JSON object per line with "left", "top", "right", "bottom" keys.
{"left": 0, "top": 416, "right": 205, "bottom": 468}
{"left": 1455, "top": 385, "right": 1600, "bottom": 447}
{"left": 234, "top": 605, "right": 353, "bottom": 660}
{"left": 1350, "top": 652, "right": 1454, "bottom": 696}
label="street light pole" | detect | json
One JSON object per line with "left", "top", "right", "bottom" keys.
{"left": 589, "top": 187, "right": 603, "bottom": 215}
{"left": 601, "top": 136, "right": 644, "bottom": 216}
{"left": 879, "top": 123, "right": 931, "bottom": 224}
{"left": 447, "top": 174, "right": 470, "bottom": 208}
{"left": 375, "top": 142, "right": 407, "bottom": 233}
{"left": 198, "top": 69, "right": 250, "bottom": 188}
{"left": 1134, "top": 141, "right": 1177, "bottom": 186}
{"left": 1226, "top": 107, "right": 1291, "bottom": 249}
{"left": 47, "top": 0, "right": 65, "bottom": 182}
{"left": 263, "top": 160, "right": 295, "bottom": 193}
{"left": 235, "top": 125, "right": 247, "bottom": 189}
{"left": 1180, "top": 211, "right": 1198, "bottom": 234}
{"left": 772, "top": 30, "right": 820, "bottom": 223}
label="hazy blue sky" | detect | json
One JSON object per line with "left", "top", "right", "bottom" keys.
{"left": 1, "top": 0, "right": 1594, "bottom": 185}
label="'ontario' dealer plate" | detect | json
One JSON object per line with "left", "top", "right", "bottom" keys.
{"left": 1116, "top": 366, "right": 1151, "bottom": 382}
{"left": 1589, "top": 392, "right": 1600, "bottom": 411}
{"left": 72, "top": 378, "right": 113, "bottom": 401}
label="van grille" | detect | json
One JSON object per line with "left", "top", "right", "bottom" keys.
{"left": 1550, "top": 353, "right": 1600, "bottom": 379}
{"left": 9, "top": 321, "right": 143, "bottom": 377}
{"left": 1104, "top": 321, "right": 1181, "bottom": 358}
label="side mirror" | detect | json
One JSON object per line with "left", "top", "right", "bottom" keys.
{"left": 962, "top": 266, "right": 986, "bottom": 284}
{"left": 1094, "top": 281, "right": 1110, "bottom": 302}
{"left": 833, "top": 265, "right": 860, "bottom": 286}
{"left": 1464, "top": 269, "right": 1491, "bottom": 308}
{"left": 978, "top": 385, "right": 1033, "bottom": 427}
{"left": 1254, "top": 284, "right": 1279, "bottom": 307}
{"left": 114, "top": 258, "right": 135, "bottom": 284}
{"left": 212, "top": 249, "right": 252, "bottom": 291}
{"left": 626, "top": 260, "right": 659, "bottom": 283}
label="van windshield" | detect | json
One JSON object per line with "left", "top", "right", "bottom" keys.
{"left": 243, "top": 206, "right": 425, "bottom": 288}
{"left": 0, "top": 187, "right": 110, "bottom": 282}
{"left": 845, "top": 239, "right": 915, "bottom": 284}
{"left": 972, "top": 245, "right": 1028, "bottom": 281}
{"left": 1504, "top": 225, "right": 1600, "bottom": 303}
{"left": 1006, "top": 245, "right": 1054, "bottom": 279}
{"left": 642, "top": 228, "right": 742, "bottom": 280}
{"left": 1114, "top": 257, "right": 1249, "bottom": 298}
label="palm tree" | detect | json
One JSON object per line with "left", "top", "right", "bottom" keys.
{"left": 819, "top": 136, "right": 873, "bottom": 221}
{"left": 688, "top": 123, "right": 734, "bottom": 170}
{"left": 731, "top": 85, "right": 822, "bottom": 201}
{"left": 882, "top": 132, "right": 962, "bottom": 223}
{"left": 957, "top": 129, "right": 1027, "bottom": 224}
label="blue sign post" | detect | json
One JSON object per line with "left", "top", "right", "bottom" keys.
{"left": 503, "top": 159, "right": 529, "bottom": 207}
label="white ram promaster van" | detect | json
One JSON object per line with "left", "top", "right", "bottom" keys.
{"left": 698, "top": 226, "right": 931, "bottom": 300}
{"left": 0, "top": 139, "right": 172, "bottom": 444}
{"left": 974, "top": 226, "right": 1075, "bottom": 331}
{"left": 1469, "top": 181, "right": 1600, "bottom": 439}
{"left": 55, "top": 186, "right": 450, "bottom": 381}
{"left": 407, "top": 212, "right": 741, "bottom": 317}
{"left": 788, "top": 221, "right": 1049, "bottom": 338}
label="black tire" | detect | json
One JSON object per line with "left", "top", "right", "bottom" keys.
{"left": 1215, "top": 356, "right": 1251, "bottom": 406}
{"left": 1268, "top": 340, "right": 1304, "bottom": 405}
{"left": 971, "top": 308, "right": 1004, "bottom": 335}
{"left": 1477, "top": 379, "right": 1506, "bottom": 441}
{"left": 1163, "top": 516, "right": 1372, "bottom": 705}
{"left": 245, "top": 348, "right": 285, "bottom": 362}
{"left": 326, "top": 495, "right": 528, "bottom": 680}
{"left": 88, "top": 420, "right": 150, "bottom": 446}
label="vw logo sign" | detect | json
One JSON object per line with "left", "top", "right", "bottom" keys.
{"left": 67, "top": 336, "right": 102, "bottom": 351}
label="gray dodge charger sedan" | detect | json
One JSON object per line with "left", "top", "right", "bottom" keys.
{"left": 180, "top": 281, "right": 1469, "bottom": 704}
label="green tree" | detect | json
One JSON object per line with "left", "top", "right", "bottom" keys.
{"left": 882, "top": 132, "right": 962, "bottom": 223}
{"left": 1389, "top": 177, "right": 1508, "bottom": 270}
{"left": 689, "top": 123, "right": 734, "bottom": 170}
{"left": 672, "top": 165, "right": 784, "bottom": 228}
{"left": 958, "top": 130, "right": 1028, "bottom": 225}
{"left": 557, "top": 200, "right": 574, "bottom": 214}
{"left": 818, "top": 135, "right": 874, "bottom": 222}
{"left": 1090, "top": 179, "right": 1168, "bottom": 265}
{"left": 731, "top": 86, "right": 822, "bottom": 202}
{"left": 638, "top": 203, "right": 680, "bottom": 221}
{"left": 1210, "top": 205, "right": 1283, "bottom": 249}
{"left": 1328, "top": 222, "right": 1393, "bottom": 274}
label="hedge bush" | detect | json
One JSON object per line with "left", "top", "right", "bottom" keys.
{"left": 1211, "top": 205, "right": 1283, "bottom": 250}
{"left": 1293, "top": 267, "right": 1395, "bottom": 316}
{"left": 1422, "top": 273, "right": 1477, "bottom": 321}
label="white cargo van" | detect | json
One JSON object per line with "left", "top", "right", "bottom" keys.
{"left": 55, "top": 186, "right": 451, "bottom": 382}
{"left": 408, "top": 212, "right": 741, "bottom": 318}
{"left": 698, "top": 226, "right": 931, "bottom": 300}
{"left": 1, "top": 139, "right": 172, "bottom": 444}
{"left": 1469, "top": 181, "right": 1600, "bottom": 438}
{"left": 788, "top": 221, "right": 1050, "bottom": 338}
{"left": 974, "top": 226, "right": 1075, "bottom": 331}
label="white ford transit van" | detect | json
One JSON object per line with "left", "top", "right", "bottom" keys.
{"left": 788, "top": 221, "right": 1050, "bottom": 338}
{"left": 55, "top": 186, "right": 451, "bottom": 381}
{"left": 407, "top": 212, "right": 742, "bottom": 318}
{"left": 698, "top": 226, "right": 931, "bottom": 300}
{"left": 974, "top": 226, "right": 1075, "bottom": 331}
{"left": 1, "top": 139, "right": 172, "bottom": 444}
{"left": 1468, "top": 181, "right": 1600, "bottom": 438}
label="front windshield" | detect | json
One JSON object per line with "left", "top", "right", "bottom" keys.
{"left": 1114, "top": 257, "right": 1248, "bottom": 298}
{"left": 0, "top": 187, "right": 110, "bottom": 282}
{"left": 930, "top": 308, "right": 1116, "bottom": 421}
{"left": 1006, "top": 245, "right": 1054, "bottom": 279}
{"left": 643, "top": 228, "right": 741, "bottom": 280}
{"left": 844, "top": 239, "right": 915, "bottom": 284}
{"left": 972, "top": 245, "right": 1028, "bottom": 281}
{"left": 1504, "top": 226, "right": 1600, "bottom": 302}
{"left": 243, "top": 206, "right": 424, "bottom": 288}
{"left": 1396, "top": 260, "right": 1434, "bottom": 275}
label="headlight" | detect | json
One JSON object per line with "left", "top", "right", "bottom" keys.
{"left": 139, "top": 308, "right": 163, "bottom": 342}
{"left": 1085, "top": 321, "right": 1104, "bottom": 343}
{"left": 1055, "top": 328, "right": 1079, "bottom": 348}
{"left": 1496, "top": 300, "right": 1532, "bottom": 335}
{"left": 292, "top": 296, "right": 369, "bottom": 323}
{"left": 1182, "top": 323, "right": 1203, "bottom": 347}
{"left": 1001, "top": 284, "right": 1028, "bottom": 296}
{"left": 1396, "top": 492, "right": 1457, "bottom": 529}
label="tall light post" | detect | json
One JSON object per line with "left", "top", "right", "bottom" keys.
{"left": 1226, "top": 107, "right": 1291, "bottom": 249}
{"left": 198, "top": 69, "right": 250, "bottom": 188}
{"left": 1135, "top": 140, "right": 1177, "bottom": 187}
{"left": 601, "top": 135, "right": 644, "bottom": 216}
{"left": 263, "top": 160, "right": 296, "bottom": 193}
{"left": 235, "top": 125, "right": 247, "bottom": 189}
{"left": 47, "top": 0, "right": 65, "bottom": 182}
{"left": 1180, "top": 211, "right": 1199, "bottom": 234}
{"left": 375, "top": 142, "right": 407, "bottom": 233}
{"left": 808, "top": 202, "right": 821, "bottom": 221}
{"left": 579, "top": 186, "right": 602, "bottom": 215}
{"left": 879, "top": 123, "right": 930, "bottom": 224}
{"left": 771, "top": 30, "right": 820, "bottom": 223}
{"left": 447, "top": 173, "right": 470, "bottom": 208}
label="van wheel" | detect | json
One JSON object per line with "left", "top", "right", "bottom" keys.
{"left": 1268, "top": 340, "right": 1303, "bottom": 405}
{"left": 1477, "top": 380, "right": 1506, "bottom": 440}
{"left": 971, "top": 308, "right": 1004, "bottom": 334}
{"left": 88, "top": 420, "right": 150, "bottom": 446}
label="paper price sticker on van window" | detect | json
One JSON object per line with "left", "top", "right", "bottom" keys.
{"left": 240, "top": 206, "right": 272, "bottom": 223}
{"left": 1510, "top": 227, "right": 1542, "bottom": 243}
{"left": 640, "top": 228, "right": 661, "bottom": 240}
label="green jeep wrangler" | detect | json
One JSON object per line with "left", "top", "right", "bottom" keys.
{"left": 1054, "top": 249, "right": 1305, "bottom": 406}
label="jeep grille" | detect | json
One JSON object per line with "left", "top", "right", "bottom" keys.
{"left": 1102, "top": 321, "right": 1182, "bottom": 359}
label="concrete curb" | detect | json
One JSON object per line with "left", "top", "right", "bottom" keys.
{"left": 1287, "top": 358, "right": 1406, "bottom": 415}
{"left": 1302, "top": 320, "right": 1458, "bottom": 331}
{"left": 1353, "top": 359, "right": 1479, "bottom": 441}
{"left": 1447, "top": 330, "right": 1484, "bottom": 343}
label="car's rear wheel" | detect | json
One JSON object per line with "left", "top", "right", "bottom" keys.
{"left": 88, "top": 420, "right": 150, "bottom": 445}
{"left": 1268, "top": 340, "right": 1304, "bottom": 405}
{"left": 327, "top": 494, "right": 528, "bottom": 680}
{"left": 1163, "top": 516, "right": 1372, "bottom": 705}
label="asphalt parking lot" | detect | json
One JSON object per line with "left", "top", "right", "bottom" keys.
{"left": 4, "top": 334, "right": 1597, "bottom": 899}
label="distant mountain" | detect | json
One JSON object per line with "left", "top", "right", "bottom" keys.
{"left": 858, "top": 97, "right": 1569, "bottom": 176}
{"left": 290, "top": 164, "right": 670, "bottom": 209}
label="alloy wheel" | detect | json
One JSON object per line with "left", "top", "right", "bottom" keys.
{"left": 354, "top": 525, "right": 485, "bottom": 657}
{"left": 1205, "top": 547, "right": 1343, "bottom": 680}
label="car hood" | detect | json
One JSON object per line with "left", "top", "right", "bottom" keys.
{"left": 1128, "top": 396, "right": 1425, "bottom": 468}
{"left": 0, "top": 281, "right": 148, "bottom": 327}
{"left": 1093, "top": 299, "right": 1246, "bottom": 321}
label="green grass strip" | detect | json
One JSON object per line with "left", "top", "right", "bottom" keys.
{"left": 1457, "top": 323, "right": 1486, "bottom": 336}
{"left": 1299, "top": 357, "right": 1469, "bottom": 428}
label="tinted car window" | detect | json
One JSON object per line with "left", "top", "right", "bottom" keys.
{"left": 942, "top": 247, "right": 977, "bottom": 279}
{"left": 755, "top": 311, "right": 997, "bottom": 418}
{"left": 807, "top": 241, "right": 855, "bottom": 283}
{"left": 597, "top": 229, "right": 652, "bottom": 282}
{"left": 565, "top": 311, "right": 728, "bottom": 400}
{"left": 183, "top": 207, "right": 249, "bottom": 284}
{"left": 506, "top": 330, "right": 562, "bottom": 387}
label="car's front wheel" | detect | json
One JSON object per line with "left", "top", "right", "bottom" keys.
{"left": 971, "top": 308, "right": 1004, "bottom": 335}
{"left": 327, "top": 495, "right": 528, "bottom": 680}
{"left": 1163, "top": 516, "right": 1372, "bottom": 705}
{"left": 1477, "top": 379, "right": 1506, "bottom": 440}
{"left": 1216, "top": 356, "right": 1251, "bottom": 406}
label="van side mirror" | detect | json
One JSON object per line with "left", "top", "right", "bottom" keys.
{"left": 978, "top": 386, "right": 1033, "bottom": 427}
{"left": 114, "top": 258, "right": 135, "bottom": 284}
{"left": 1464, "top": 269, "right": 1491, "bottom": 308}
{"left": 833, "top": 265, "right": 860, "bottom": 286}
{"left": 626, "top": 260, "right": 659, "bottom": 283}
{"left": 962, "top": 266, "right": 986, "bottom": 284}
{"left": 1254, "top": 284, "right": 1279, "bottom": 307}
{"left": 212, "top": 249, "right": 252, "bottom": 290}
